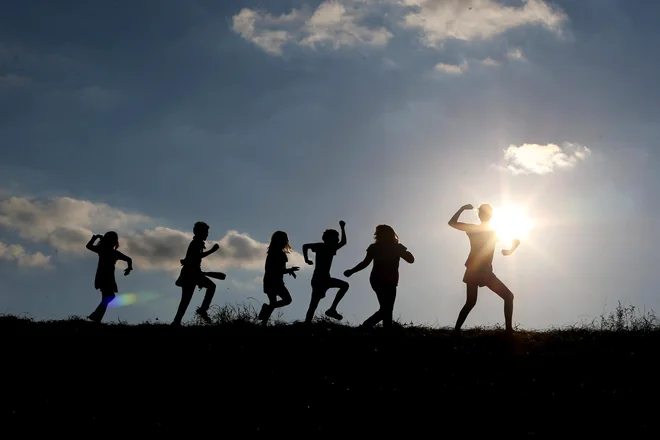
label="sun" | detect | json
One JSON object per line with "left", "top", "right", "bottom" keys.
{"left": 488, "top": 204, "right": 532, "bottom": 246}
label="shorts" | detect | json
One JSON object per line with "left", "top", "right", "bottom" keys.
{"left": 176, "top": 266, "right": 211, "bottom": 290}
{"left": 463, "top": 266, "right": 496, "bottom": 287}
{"left": 263, "top": 281, "right": 285, "bottom": 294}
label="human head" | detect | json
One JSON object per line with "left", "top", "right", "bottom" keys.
{"left": 373, "top": 224, "right": 399, "bottom": 244}
{"left": 193, "top": 221, "right": 210, "bottom": 240}
{"left": 101, "top": 231, "right": 119, "bottom": 250}
{"left": 269, "top": 230, "right": 292, "bottom": 253}
{"left": 322, "top": 228, "right": 340, "bottom": 245}
{"left": 478, "top": 204, "right": 493, "bottom": 223}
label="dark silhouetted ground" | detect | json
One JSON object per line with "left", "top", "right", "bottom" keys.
{"left": 1, "top": 302, "right": 658, "bottom": 436}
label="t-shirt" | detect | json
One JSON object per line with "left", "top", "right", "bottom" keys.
{"left": 309, "top": 242, "right": 338, "bottom": 281}
{"left": 464, "top": 228, "right": 498, "bottom": 272}
{"left": 182, "top": 237, "right": 205, "bottom": 268}
{"left": 264, "top": 250, "right": 287, "bottom": 286}
{"left": 367, "top": 242, "right": 409, "bottom": 286}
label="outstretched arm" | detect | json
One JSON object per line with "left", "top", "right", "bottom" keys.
{"left": 448, "top": 204, "right": 478, "bottom": 232}
{"left": 86, "top": 234, "right": 102, "bottom": 252}
{"left": 344, "top": 252, "right": 373, "bottom": 277}
{"left": 502, "top": 239, "right": 521, "bottom": 256}
{"left": 336, "top": 220, "right": 347, "bottom": 250}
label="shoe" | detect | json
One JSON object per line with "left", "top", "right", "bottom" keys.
{"left": 196, "top": 308, "right": 212, "bottom": 323}
{"left": 258, "top": 304, "right": 271, "bottom": 321}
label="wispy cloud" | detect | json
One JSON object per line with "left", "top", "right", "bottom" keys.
{"left": 231, "top": 0, "right": 567, "bottom": 56}
{"left": 434, "top": 60, "right": 468, "bottom": 74}
{"left": 0, "top": 194, "right": 305, "bottom": 273}
{"left": 231, "top": 1, "right": 392, "bottom": 56}
{"left": 501, "top": 142, "right": 592, "bottom": 175}
{"left": 0, "top": 241, "right": 52, "bottom": 269}
{"left": 401, "top": 0, "right": 566, "bottom": 47}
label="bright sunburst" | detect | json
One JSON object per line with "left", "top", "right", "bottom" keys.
{"left": 488, "top": 204, "right": 532, "bottom": 247}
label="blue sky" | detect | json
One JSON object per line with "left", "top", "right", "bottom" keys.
{"left": 1, "top": 0, "right": 659, "bottom": 329}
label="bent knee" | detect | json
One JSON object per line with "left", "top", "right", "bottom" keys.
{"left": 339, "top": 280, "right": 349, "bottom": 290}
{"left": 282, "top": 297, "right": 293, "bottom": 305}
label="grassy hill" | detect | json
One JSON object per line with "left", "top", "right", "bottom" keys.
{"left": 2, "top": 302, "right": 659, "bottom": 436}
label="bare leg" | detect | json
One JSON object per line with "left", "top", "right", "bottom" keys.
{"left": 197, "top": 277, "right": 216, "bottom": 321}
{"left": 380, "top": 286, "right": 397, "bottom": 329}
{"left": 485, "top": 275, "right": 514, "bottom": 331}
{"left": 88, "top": 289, "right": 115, "bottom": 323}
{"left": 326, "top": 278, "right": 349, "bottom": 320}
{"left": 260, "top": 287, "right": 292, "bottom": 324}
{"left": 305, "top": 291, "right": 323, "bottom": 324}
{"left": 172, "top": 286, "right": 195, "bottom": 325}
{"left": 455, "top": 284, "right": 478, "bottom": 331}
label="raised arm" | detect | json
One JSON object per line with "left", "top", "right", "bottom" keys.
{"left": 336, "top": 220, "right": 347, "bottom": 250}
{"left": 86, "top": 234, "right": 102, "bottom": 252}
{"left": 502, "top": 239, "right": 521, "bottom": 256}
{"left": 448, "top": 204, "right": 478, "bottom": 232}
{"left": 344, "top": 251, "right": 373, "bottom": 278}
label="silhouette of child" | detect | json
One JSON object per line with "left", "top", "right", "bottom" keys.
{"left": 85, "top": 231, "right": 133, "bottom": 323}
{"left": 344, "top": 224, "right": 414, "bottom": 329}
{"left": 302, "top": 220, "right": 349, "bottom": 324}
{"left": 172, "top": 221, "right": 224, "bottom": 326}
{"left": 448, "top": 204, "right": 519, "bottom": 333}
{"left": 259, "top": 231, "right": 299, "bottom": 325}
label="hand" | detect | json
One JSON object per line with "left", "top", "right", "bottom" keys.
{"left": 289, "top": 266, "right": 300, "bottom": 279}
{"left": 94, "top": 234, "right": 103, "bottom": 239}
{"left": 343, "top": 269, "right": 353, "bottom": 278}
{"left": 124, "top": 268, "right": 132, "bottom": 276}
{"left": 305, "top": 259, "right": 313, "bottom": 266}
{"left": 211, "top": 243, "right": 220, "bottom": 252}
{"left": 461, "top": 204, "right": 474, "bottom": 211}
{"left": 339, "top": 220, "right": 346, "bottom": 228}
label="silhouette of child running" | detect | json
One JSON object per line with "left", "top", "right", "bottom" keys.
{"left": 85, "top": 231, "right": 133, "bottom": 323}
{"left": 302, "top": 220, "right": 349, "bottom": 324}
{"left": 344, "top": 224, "right": 414, "bottom": 330}
{"left": 259, "top": 231, "right": 299, "bottom": 325}
{"left": 448, "top": 204, "right": 520, "bottom": 333}
{"left": 172, "top": 221, "right": 224, "bottom": 326}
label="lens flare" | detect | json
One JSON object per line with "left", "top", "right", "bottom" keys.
{"left": 108, "top": 291, "right": 160, "bottom": 309}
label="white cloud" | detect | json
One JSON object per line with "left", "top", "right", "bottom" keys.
{"left": 231, "top": 0, "right": 566, "bottom": 56}
{"left": 0, "top": 241, "right": 52, "bottom": 269}
{"left": 231, "top": 1, "right": 392, "bottom": 56}
{"left": 401, "top": 0, "right": 566, "bottom": 47}
{"left": 434, "top": 60, "right": 468, "bottom": 74}
{"left": 502, "top": 142, "right": 591, "bottom": 175}
{"left": 480, "top": 57, "right": 500, "bottom": 67}
{"left": 0, "top": 194, "right": 305, "bottom": 274}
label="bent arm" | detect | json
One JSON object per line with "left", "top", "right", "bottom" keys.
{"left": 200, "top": 247, "right": 217, "bottom": 258}
{"left": 302, "top": 243, "right": 312, "bottom": 263}
{"left": 502, "top": 239, "right": 521, "bottom": 256}
{"left": 116, "top": 251, "right": 133, "bottom": 269}
{"left": 402, "top": 250, "right": 415, "bottom": 264}
{"left": 86, "top": 235, "right": 100, "bottom": 252}
{"left": 448, "top": 207, "right": 477, "bottom": 232}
